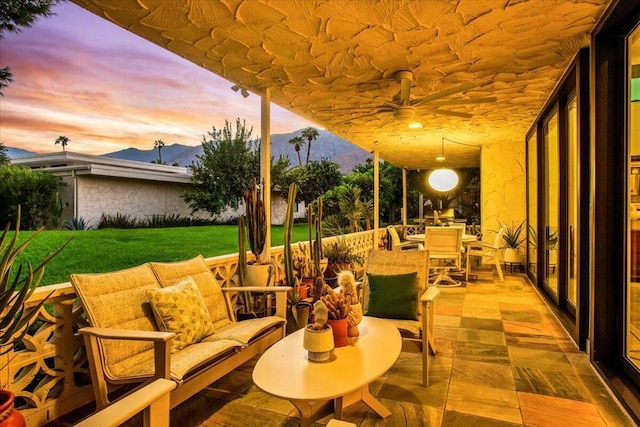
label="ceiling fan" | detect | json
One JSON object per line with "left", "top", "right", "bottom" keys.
{"left": 331, "top": 70, "right": 496, "bottom": 128}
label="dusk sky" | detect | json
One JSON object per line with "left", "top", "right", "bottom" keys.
{"left": 0, "top": 2, "right": 315, "bottom": 155}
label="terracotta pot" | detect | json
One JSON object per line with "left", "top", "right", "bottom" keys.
{"left": 0, "top": 391, "right": 25, "bottom": 427}
{"left": 326, "top": 318, "right": 348, "bottom": 347}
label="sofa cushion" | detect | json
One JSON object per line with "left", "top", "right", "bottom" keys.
{"left": 203, "top": 316, "right": 285, "bottom": 345}
{"left": 150, "top": 256, "right": 232, "bottom": 330}
{"left": 146, "top": 277, "right": 216, "bottom": 352}
{"left": 70, "top": 264, "right": 160, "bottom": 381}
{"left": 366, "top": 272, "right": 418, "bottom": 320}
{"left": 106, "top": 339, "right": 241, "bottom": 383}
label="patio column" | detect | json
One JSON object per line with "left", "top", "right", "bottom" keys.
{"left": 373, "top": 150, "right": 380, "bottom": 248}
{"left": 402, "top": 167, "right": 407, "bottom": 229}
{"left": 261, "top": 88, "right": 271, "bottom": 261}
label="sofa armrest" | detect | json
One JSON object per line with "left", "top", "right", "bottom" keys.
{"left": 222, "top": 286, "right": 291, "bottom": 319}
{"left": 74, "top": 378, "right": 176, "bottom": 427}
{"left": 80, "top": 327, "right": 175, "bottom": 387}
{"left": 80, "top": 327, "right": 175, "bottom": 342}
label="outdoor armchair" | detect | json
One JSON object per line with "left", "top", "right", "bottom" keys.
{"left": 361, "top": 249, "right": 439, "bottom": 386}
{"left": 466, "top": 226, "right": 507, "bottom": 282}
{"left": 387, "top": 225, "right": 424, "bottom": 251}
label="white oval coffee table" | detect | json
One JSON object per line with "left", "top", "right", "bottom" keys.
{"left": 252, "top": 316, "right": 401, "bottom": 427}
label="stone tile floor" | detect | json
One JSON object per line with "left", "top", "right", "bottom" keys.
{"left": 130, "top": 270, "right": 636, "bottom": 426}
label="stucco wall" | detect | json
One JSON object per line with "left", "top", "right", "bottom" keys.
{"left": 76, "top": 176, "right": 205, "bottom": 224}
{"left": 480, "top": 140, "right": 526, "bottom": 240}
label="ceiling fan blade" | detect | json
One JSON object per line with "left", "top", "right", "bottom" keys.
{"left": 348, "top": 94, "right": 400, "bottom": 108}
{"left": 413, "top": 82, "right": 478, "bottom": 107}
{"left": 427, "top": 108, "right": 473, "bottom": 118}
{"left": 314, "top": 105, "right": 389, "bottom": 112}
{"left": 335, "top": 110, "right": 391, "bottom": 125}
{"left": 377, "top": 113, "right": 396, "bottom": 128}
{"left": 418, "top": 96, "right": 497, "bottom": 107}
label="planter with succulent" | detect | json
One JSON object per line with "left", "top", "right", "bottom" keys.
{"left": 323, "top": 237, "right": 364, "bottom": 285}
{"left": 303, "top": 300, "right": 334, "bottom": 362}
{"left": 1, "top": 207, "right": 70, "bottom": 426}
{"left": 282, "top": 183, "right": 313, "bottom": 333}
{"left": 501, "top": 220, "right": 527, "bottom": 263}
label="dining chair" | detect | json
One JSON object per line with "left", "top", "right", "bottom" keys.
{"left": 387, "top": 225, "right": 424, "bottom": 251}
{"left": 424, "top": 226, "right": 464, "bottom": 286}
{"left": 465, "top": 225, "right": 507, "bottom": 282}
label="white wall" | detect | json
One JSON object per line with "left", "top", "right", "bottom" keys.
{"left": 480, "top": 140, "right": 527, "bottom": 239}
{"left": 76, "top": 176, "right": 206, "bottom": 224}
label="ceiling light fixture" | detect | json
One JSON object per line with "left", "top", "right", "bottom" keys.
{"left": 231, "top": 84, "right": 250, "bottom": 98}
{"left": 428, "top": 137, "right": 459, "bottom": 192}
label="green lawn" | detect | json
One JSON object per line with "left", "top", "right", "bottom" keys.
{"left": 11, "top": 224, "right": 310, "bottom": 286}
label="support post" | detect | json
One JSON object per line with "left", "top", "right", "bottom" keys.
{"left": 373, "top": 150, "right": 380, "bottom": 248}
{"left": 261, "top": 88, "right": 271, "bottom": 261}
{"left": 402, "top": 167, "right": 407, "bottom": 229}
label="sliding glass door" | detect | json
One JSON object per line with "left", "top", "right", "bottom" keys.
{"left": 544, "top": 112, "right": 559, "bottom": 296}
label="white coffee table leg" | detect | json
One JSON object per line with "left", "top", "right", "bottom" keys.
{"left": 334, "top": 385, "right": 390, "bottom": 420}
{"left": 290, "top": 399, "right": 332, "bottom": 427}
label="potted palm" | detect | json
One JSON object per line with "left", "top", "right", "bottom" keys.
{"left": 501, "top": 220, "right": 526, "bottom": 263}
{"left": 1, "top": 207, "right": 70, "bottom": 425}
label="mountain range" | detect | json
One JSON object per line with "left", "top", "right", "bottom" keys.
{"left": 7, "top": 129, "right": 371, "bottom": 173}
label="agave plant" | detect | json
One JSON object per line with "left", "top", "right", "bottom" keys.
{"left": 501, "top": 220, "right": 527, "bottom": 249}
{"left": 1, "top": 207, "right": 70, "bottom": 356}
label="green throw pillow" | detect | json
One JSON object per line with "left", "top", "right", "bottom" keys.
{"left": 366, "top": 272, "right": 418, "bottom": 320}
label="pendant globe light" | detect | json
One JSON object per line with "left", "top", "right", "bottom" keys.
{"left": 428, "top": 138, "right": 459, "bottom": 192}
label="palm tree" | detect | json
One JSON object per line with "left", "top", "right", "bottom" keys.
{"left": 154, "top": 139, "right": 165, "bottom": 164}
{"left": 338, "top": 184, "right": 365, "bottom": 233}
{"left": 288, "top": 135, "right": 305, "bottom": 166}
{"left": 301, "top": 127, "right": 319, "bottom": 165}
{"left": 55, "top": 135, "right": 69, "bottom": 152}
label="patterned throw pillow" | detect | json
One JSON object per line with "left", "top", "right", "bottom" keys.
{"left": 146, "top": 276, "right": 216, "bottom": 352}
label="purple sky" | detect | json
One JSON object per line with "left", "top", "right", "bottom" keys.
{"left": 0, "top": 2, "right": 315, "bottom": 155}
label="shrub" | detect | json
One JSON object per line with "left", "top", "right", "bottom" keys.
{"left": 97, "top": 213, "right": 138, "bottom": 229}
{"left": 0, "top": 166, "right": 62, "bottom": 229}
{"left": 63, "top": 217, "right": 93, "bottom": 230}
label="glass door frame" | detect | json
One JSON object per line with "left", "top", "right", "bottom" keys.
{"left": 525, "top": 49, "right": 590, "bottom": 349}
{"left": 591, "top": 0, "right": 640, "bottom": 419}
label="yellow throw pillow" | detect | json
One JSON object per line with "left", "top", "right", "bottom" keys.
{"left": 146, "top": 276, "right": 216, "bottom": 353}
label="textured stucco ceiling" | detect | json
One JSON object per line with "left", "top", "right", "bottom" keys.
{"left": 71, "top": 0, "right": 611, "bottom": 170}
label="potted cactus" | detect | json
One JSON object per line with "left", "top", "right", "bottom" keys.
{"left": 243, "top": 178, "right": 273, "bottom": 287}
{"left": 282, "top": 183, "right": 312, "bottom": 333}
{"left": 1, "top": 207, "right": 70, "bottom": 425}
{"left": 323, "top": 237, "right": 363, "bottom": 285}
{"left": 294, "top": 197, "right": 327, "bottom": 293}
